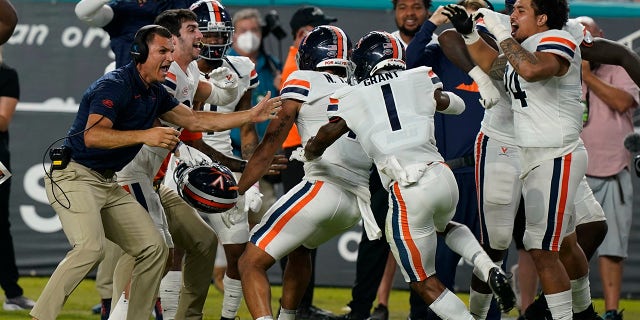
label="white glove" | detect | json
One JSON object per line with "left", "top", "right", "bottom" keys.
{"left": 242, "top": 184, "right": 263, "bottom": 214}
{"left": 220, "top": 206, "right": 244, "bottom": 228}
{"left": 210, "top": 66, "right": 238, "bottom": 89}
{"left": 474, "top": 8, "right": 511, "bottom": 43}
{"left": 174, "top": 142, "right": 212, "bottom": 166}
{"left": 468, "top": 66, "right": 500, "bottom": 109}
{"left": 289, "top": 146, "right": 319, "bottom": 162}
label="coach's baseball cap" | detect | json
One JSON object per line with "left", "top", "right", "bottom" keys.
{"left": 289, "top": 6, "right": 337, "bottom": 33}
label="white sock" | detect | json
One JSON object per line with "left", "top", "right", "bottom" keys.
{"left": 256, "top": 316, "right": 274, "bottom": 320}
{"left": 469, "top": 288, "right": 492, "bottom": 320}
{"left": 429, "top": 288, "right": 474, "bottom": 320}
{"left": 445, "top": 224, "right": 496, "bottom": 282}
{"left": 570, "top": 274, "right": 592, "bottom": 313}
{"left": 545, "top": 290, "right": 573, "bottom": 320}
{"left": 159, "top": 270, "right": 182, "bottom": 320}
{"left": 221, "top": 274, "right": 243, "bottom": 318}
{"left": 277, "top": 307, "right": 297, "bottom": 320}
{"left": 108, "top": 292, "right": 128, "bottom": 320}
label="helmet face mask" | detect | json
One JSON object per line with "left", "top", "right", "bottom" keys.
{"left": 190, "top": 0, "right": 234, "bottom": 60}
{"left": 174, "top": 162, "right": 238, "bottom": 213}
{"left": 296, "top": 25, "right": 353, "bottom": 77}
{"left": 352, "top": 31, "right": 406, "bottom": 83}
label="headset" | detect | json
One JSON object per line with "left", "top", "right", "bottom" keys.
{"left": 130, "top": 24, "right": 169, "bottom": 64}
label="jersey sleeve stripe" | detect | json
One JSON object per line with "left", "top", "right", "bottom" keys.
{"left": 537, "top": 44, "right": 575, "bottom": 60}
{"left": 280, "top": 86, "right": 309, "bottom": 97}
{"left": 283, "top": 78, "right": 311, "bottom": 89}
{"left": 327, "top": 101, "right": 338, "bottom": 111}
{"left": 541, "top": 36, "right": 577, "bottom": 50}
{"left": 164, "top": 78, "right": 177, "bottom": 91}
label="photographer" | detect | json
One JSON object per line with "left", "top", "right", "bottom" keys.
{"left": 578, "top": 16, "right": 640, "bottom": 320}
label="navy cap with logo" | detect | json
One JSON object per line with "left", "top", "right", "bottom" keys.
{"left": 289, "top": 6, "right": 338, "bottom": 33}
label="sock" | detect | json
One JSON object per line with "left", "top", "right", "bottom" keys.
{"left": 108, "top": 292, "right": 128, "bottom": 320}
{"left": 570, "top": 275, "right": 592, "bottom": 313}
{"left": 469, "top": 288, "right": 492, "bottom": 320}
{"left": 256, "top": 317, "right": 274, "bottom": 320}
{"left": 545, "top": 290, "right": 572, "bottom": 320}
{"left": 101, "top": 298, "right": 112, "bottom": 320}
{"left": 444, "top": 224, "right": 496, "bottom": 281}
{"left": 159, "top": 270, "right": 181, "bottom": 320}
{"left": 154, "top": 297, "right": 163, "bottom": 320}
{"left": 277, "top": 307, "right": 297, "bottom": 320}
{"left": 429, "top": 288, "right": 474, "bottom": 320}
{"left": 221, "top": 274, "right": 243, "bottom": 319}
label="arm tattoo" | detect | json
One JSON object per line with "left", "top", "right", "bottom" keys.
{"left": 500, "top": 38, "right": 537, "bottom": 74}
{"left": 489, "top": 55, "right": 508, "bottom": 80}
{"left": 241, "top": 142, "right": 257, "bottom": 160}
{"left": 265, "top": 114, "right": 293, "bottom": 145}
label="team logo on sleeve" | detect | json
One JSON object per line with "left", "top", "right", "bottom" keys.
{"left": 102, "top": 99, "right": 114, "bottom": 108}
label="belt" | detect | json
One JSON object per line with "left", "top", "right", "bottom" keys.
{"left": 445, "top": 154, "right": 475, "bottom": 170}
{"left": 94, "top": 168, "right": 116, "bottom": 179}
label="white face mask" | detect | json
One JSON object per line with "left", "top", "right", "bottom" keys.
{"left": 236, "top": 31, "right": 261, "bottom": 53}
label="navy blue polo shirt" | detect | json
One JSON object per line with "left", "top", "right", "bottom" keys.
{"left": 66, "top": 62, "right": 179, "bottom": 171}
{"left": 104, "top": 0, "right": 196, "bottom": 68}
{"left": 406, "top": 21, "right": 484, "bottom": 174}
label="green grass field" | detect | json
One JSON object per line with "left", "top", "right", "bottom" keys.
{"left": 3, "top": 277, "right": 640, "bottom": 319}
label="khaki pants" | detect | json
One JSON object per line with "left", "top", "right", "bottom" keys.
{"left": 95, "top": 239, "right": 123, "bottom": 300}
{"left": 111, "top": 184, "right": 217, "bottom": 320}
{"left": 30, "top": 162, "right": 168, "bottom": 320}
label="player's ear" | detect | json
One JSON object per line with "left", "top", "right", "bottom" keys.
{"left": 537, "top": 14, "right": 547, "bottom": 27}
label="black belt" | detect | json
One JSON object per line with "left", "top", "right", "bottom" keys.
{"left": 445, "top": 154, "right": 475, "bottom": 170}
{"left": 94, "top": 168, "right": 116, "bottom": 179}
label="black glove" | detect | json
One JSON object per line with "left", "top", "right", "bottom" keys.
{"left": 443, "top": 4, "right": 474, "bottom": 35}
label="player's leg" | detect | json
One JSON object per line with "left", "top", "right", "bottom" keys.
{"left": 160, "top": 184, "right": 217, "bottom": 320}
{"left": 522, "top": 149, "right": 587, "bottom": 320}
{"left": 470, "top": 134, "right": 522, "bottom": 317}
{"left": 386, "top": 165, "right": 473, "bottom": 319}
{"left": 207, "top": 206, "right": 249, "bottom": 320}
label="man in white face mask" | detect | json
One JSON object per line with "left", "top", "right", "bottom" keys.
{"left": 227, "top": 7, "right": 283, "bottom": 232}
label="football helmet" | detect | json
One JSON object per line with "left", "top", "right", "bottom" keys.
{"left": 296, "top": 25, "right": 353, "bottom": 72}
{"left": 174, "top": 162, "right": 238, "bottom": 213}
{"left": 351, "top": 31, "right": 406, "bottom": 83}
{"left": 189, "top": 0, "right": 234, "bottom": 60}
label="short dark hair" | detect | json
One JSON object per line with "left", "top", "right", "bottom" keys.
{"left": 392, "top": 0, "right": 432, "bottom": 10}
{"left": 154, "top": 9, "right": 198, "bottom": 37}
{"left": 531, "top": 0, "right": 568, "bottom": 30}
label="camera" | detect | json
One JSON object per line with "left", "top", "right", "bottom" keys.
{"left": 49, "top": 145, "right": 72, "bottom": 170}
{"left": 262, "top": 10, "right": 286, "bottom": 40}
{"left": 634, "top": 154, "right": 640, "bottom": 177}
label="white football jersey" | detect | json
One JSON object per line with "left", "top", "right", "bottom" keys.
{"left": 160, "top": 61, "right": 201, "bottom": 128}
{"left": 281, "top": 70, "right": 371, "bottom": 189}
{"left": 329, "top": 67, "right": 444, "bottom": 186}
{"left": 201, "top": 56, "right": 259, "bottom": 157}
{"left": 505, "top": 29, "right": 583, "bottom": 149}
{"left": 478, "top": 15, "right": 588, "bottom": 146}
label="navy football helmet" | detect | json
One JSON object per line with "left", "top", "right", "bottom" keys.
{"left": 351, "top": 31, "right": 406, "bottom": 83}
{"left": 189, "top": 0, "right": 234, "bottom": 60}
{"left": 296, "top": 25, "right": 353, "bottom": 73}
{"left": 174, "top": 162, "right": 238, "bottom": 213}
